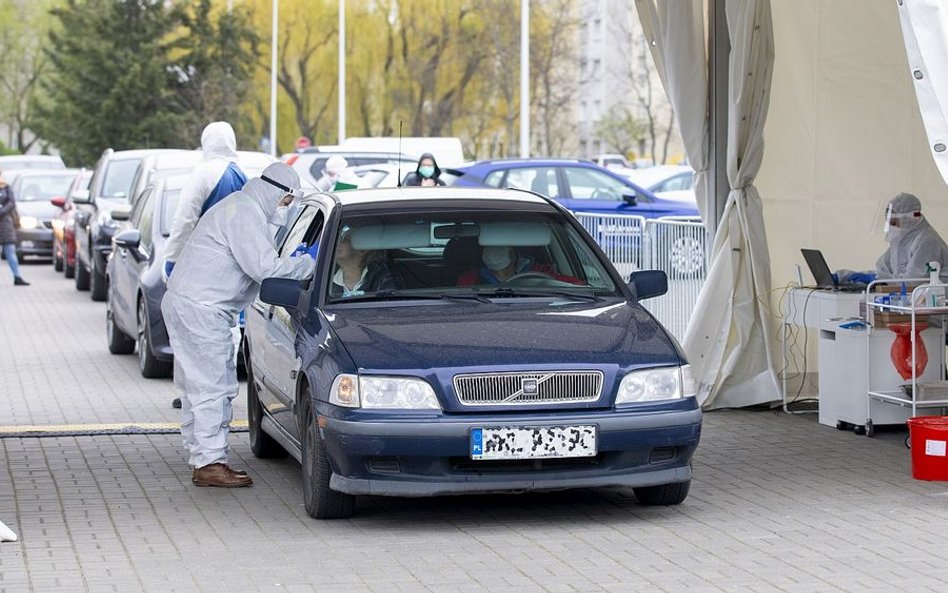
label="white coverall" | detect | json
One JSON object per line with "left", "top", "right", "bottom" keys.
{"left": 165, "top": 121, "right": 243, "bottom": 264}
{"left": 162, "top": 163, "right": 314, "bottom": 468}
{"left": 876, "top": 192, "right": 948, "bottom": 281}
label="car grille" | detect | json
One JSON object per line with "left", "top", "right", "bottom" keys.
{"left": 453, "top": 371, "right": 603, "bottom": 406}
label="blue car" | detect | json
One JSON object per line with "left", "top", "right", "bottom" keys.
{"left": 448, "top": 158, "right": 699, "bottom": 218}
{"left": 245, "top": 187, "right": 701, "bottom": 519}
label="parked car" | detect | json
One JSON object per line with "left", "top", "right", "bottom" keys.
{"left": 286, "top": 148, "right": 416, "bottom": 189}
{"left": 244, "top": 187, "right": 701, "bottom": 519}
{"left": 349, "top": 163, "right": 409, "bottom": 188}
{"left": 105, "top": 177, "right": 184, "bottom": 378}
{"left": 52, "top": 169, "right": 93, "bottom": 275}
{"left": 9, "top": 169, "right": 78, "bottom": 260}
{"left": 0, "top": 155, "right": 65, "bottom": 171}
{"left": 590, "top": 153, "right": 638, "bottom": 177}
{"left": 449, "top": 159, "right": 698, "bottom": 219}
{"left": 625, "top": 165, "right": 694, "bottom": 193}
{"left": 73, "top": 149, "right": 199, "bottom": 300}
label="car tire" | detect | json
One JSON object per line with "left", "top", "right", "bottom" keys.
{"left": 300, "top": 390, "right": 355, "bottom": 519}
{"left": 90, "top": 257, "right": 107, "bottom": 301}
{"left": 246, "top": 349, "right": 287, "bottom": 459}
{"left": 668, "top": 236, "right": 705, "bottom": 279}
{"left": 75, "top": 257, "right": 91, "bottom": 291}
{"left": 107, "top": 285, "right": 135, "bottom": 355}
{"left": 633, "top": 479, "right": 691, "bottom": 506}
{"left": 138, "top": 298, "right": 172, "bottom": 379}
{"left": 64, "top": 260, "right": 75, "bottom": 279}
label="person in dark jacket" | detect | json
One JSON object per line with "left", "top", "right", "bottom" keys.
{"left": 0, "top": 169, "right": 29, "bottom": 286}
{"left": 403, "top": 152, "right": 446, "bottom": 187}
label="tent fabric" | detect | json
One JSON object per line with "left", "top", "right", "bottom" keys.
{"left": 897, "top": 0, "right": 948, "bottom": 187}
{"left": 636, "top": 0, "right": 711, "bottom": 226}
{"left": 637, "top": 0, "right": 779, "bottom": 409}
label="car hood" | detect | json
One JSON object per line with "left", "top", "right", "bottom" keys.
{"left": 15, "top": 201, "right": 59, "bottom": 219}
{"left": 325, "top": 299, "right": 682, "bottom": 371}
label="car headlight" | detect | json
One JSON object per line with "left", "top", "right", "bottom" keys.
{"left": 19, "top": 216, "right": 38, "bottom": 230}
{"left": 51, "top": 219, "right": 66, "bottom": 231}
{"left": 329, "top": 374, "right": 441, "bottom": 410}
{"left": 96, "top": 212, "right": 116, "bottom": 229}
{"left": 616, "top": 365, "right": 696, "bottom": 404}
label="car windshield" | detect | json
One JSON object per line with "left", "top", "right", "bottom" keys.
{"left": 101, "top": 159, "right": 140, "bottom": 200}
{"left": 13, "top": 174, "right": 75, "bottom": 202}
{"left": 326, "top": 209, "right": 618, "bottom": 303}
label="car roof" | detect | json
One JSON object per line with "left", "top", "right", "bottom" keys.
{"left": 104, "top": 148, "right": 194, "bottom": 160}
{"left": 461, "top": 158, "right": 588, "bottom": 167}
{"left": 312, "top": 186, "right": 553, "bottom": 207}
{"left": 11, "top": 168, "right": 80, "bottom": 180}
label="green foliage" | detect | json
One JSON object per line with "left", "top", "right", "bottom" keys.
{"left": 594, "top": 105, "right": 647, "bottom": 158}
{"left": 0, "top": 139, "right": 18, "bottom": 156}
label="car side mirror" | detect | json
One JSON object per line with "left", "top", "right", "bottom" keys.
{"left": 110, "top": 205, "right": 132, "bottom": 221}
{"left": 622, "top": 193, "right": 638, "bottom": 206}
{"left": 114, "top": 228, "right": 141, "bottom": 256}
{"left": 628, "top": 270, "right": 668, "bottom": 300}
{"left": 71, "top": 189, "right": 92, "bottom": 204}
{"left": 50, "top": 196, "right": 67, "bottom": 209}
{"left": 260, "top": 277, "right": 307, "bottom": 310}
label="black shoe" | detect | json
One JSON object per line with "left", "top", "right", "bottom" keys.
{"left": 172, "top": 397, "right": 182, "bottom": 409}
{"left": 13, "top": 277, "right": 29, "bottom": 286}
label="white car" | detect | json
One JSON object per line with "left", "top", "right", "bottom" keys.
{"left": 624, "top": 165, "right": 694, "bottom": 194}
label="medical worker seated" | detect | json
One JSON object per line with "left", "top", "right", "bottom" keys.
{"left": 162, "top": 163, "right": 315, "bottom": 488}
{"left": 837, "top": 192, "right": 948, "bottom": 284}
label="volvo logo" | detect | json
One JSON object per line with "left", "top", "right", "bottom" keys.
{"left": 521, "top": 378, "right": 539, "bottom": 395}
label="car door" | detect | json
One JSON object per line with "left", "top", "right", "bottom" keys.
{"left": 497, "top": 166, "right": 562, "bottom": 198}
{"left": 266, "top": 206, "right": 327, "bottom": 441}
{"left": 112, "top": 188, "right": 154, "bottom": 334}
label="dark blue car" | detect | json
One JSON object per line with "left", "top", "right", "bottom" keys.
{"left": 246, "top": 187, "right": 701, "bottom": 519}
{"left": 448, "top": 158, "right": 699, "bottom": 218}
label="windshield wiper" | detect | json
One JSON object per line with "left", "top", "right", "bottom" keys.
{"left": 477, "top": 287, "right": 604, "bottom": 301}
{"left": 333, "top": 290, "right": 490, "bottom": 304}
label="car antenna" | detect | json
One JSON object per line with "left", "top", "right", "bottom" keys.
{"left": 397, "top": 120, "right": 403, "bottom": 188}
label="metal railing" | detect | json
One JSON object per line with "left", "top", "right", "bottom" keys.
{"left": 573, "top": 212, "right": 709, "bottom": 341}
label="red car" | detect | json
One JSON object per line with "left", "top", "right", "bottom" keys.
{"left": 52, "top": 169, "right": 92, "bottom": 278}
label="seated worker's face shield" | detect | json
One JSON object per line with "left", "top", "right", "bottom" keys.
{"left": 881, "top": 202, "right": 922, "bottom": 238}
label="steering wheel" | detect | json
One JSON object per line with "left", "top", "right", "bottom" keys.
{"left": 502, "top": 271, "right": 555, "bottom": 286}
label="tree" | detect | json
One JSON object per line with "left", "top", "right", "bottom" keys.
{"left": 0, "top": 0, "right": 58, "bottom": 153}
{"left": 168, "top": 0, "right": 260, "bottom": 149}
{"left": 33, "top": 0, "right": 183, "bottom": 166}
{"left": 593, "top": 105, "right": 646, "bottom": 157}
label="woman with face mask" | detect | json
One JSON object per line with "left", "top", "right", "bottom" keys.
{"left": 403, "top": 153, "right": 446, "bottom": 187}
{"left": 456, "top": 245, "right": 581, "bottom": 286}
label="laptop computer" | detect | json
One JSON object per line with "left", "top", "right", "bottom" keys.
{"left": 800, "top": 248, "right": 867, "bottom": 292}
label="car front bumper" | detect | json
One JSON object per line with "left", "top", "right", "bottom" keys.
{"left": 317, "top": 403, "right": 701, "bottom": 497}
{"left": 16, "top": 228, "right": 54, "bottom": 256}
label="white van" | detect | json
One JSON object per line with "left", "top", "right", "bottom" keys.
{"left": 340, "top": 137, "right": 465, "bottom": 168}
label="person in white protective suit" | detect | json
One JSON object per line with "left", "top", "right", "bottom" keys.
{"left": 163, "top": 121, "right": 248, "bottom": 409}
{"left": 162, "top": 162, "right": 314, "bottom": 488}
{"left": 314, "top": 155, "right": 362, "bottom": 192}
{"left": 837, "top": 193, "right": 948, "bottom": 284}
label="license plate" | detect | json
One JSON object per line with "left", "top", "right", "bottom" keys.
{"left": 470, "top": 425, "right": 597, "bottom": 460}
{"left": 20, "top": 241, "right": 34, "bottom": 248}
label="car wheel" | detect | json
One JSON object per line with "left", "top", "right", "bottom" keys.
{"left": 90, "top": 256, "right": 107, "bottom": 301}
{"left": 137, "top": 298, "right": 172, "bottom": 378}
{"left": 633, "top": 479, "right": 691, "bottom": 506}
{"left": 246, "top": 348, "right": 287, "bottom": 459}
{"left": 75, "top": 255, "right": 91, "bottom": 291}
{"left": 300, "top": 390, "right": 355, "bottom": 519}
{"left": 64, "top": 260, "right": 75, "bottom": 279}
{"left": 107, "top": 284, "right": 135, "bottom": 355}
{"left": 668, "top": 236, "right": 705, "bottom": 279}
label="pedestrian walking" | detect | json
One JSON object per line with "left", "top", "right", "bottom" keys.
{"left": 402, "top": 153, "right": 446, "bottom": 187}
{"left": 0, "top": 168, "right": 29, "bottom": 286}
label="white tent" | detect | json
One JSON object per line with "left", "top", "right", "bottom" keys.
{"left": 638, "top": 0, "right": 948, "bottom": 409}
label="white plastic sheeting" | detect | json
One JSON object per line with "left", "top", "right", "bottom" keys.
{"left": 638, "top": 0, "right": 778, "bottom": 409}
{"left": 897, "top": 0, "right": 948, "bottom": 187}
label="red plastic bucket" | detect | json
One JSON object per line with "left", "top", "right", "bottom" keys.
{"left": 907, "top": 416, "right": 948, "bottom": 480}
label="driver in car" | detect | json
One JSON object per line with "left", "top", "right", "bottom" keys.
{"left": 457, "top": 246, "right": 580, "bottom": 286}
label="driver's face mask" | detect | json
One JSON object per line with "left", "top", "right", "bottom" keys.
{"left": 482, "top": 246, "right": 513, "bottom": 271}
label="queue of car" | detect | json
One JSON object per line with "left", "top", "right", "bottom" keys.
{"left": 8, "top": 146, "right": 701, "bottom": 518}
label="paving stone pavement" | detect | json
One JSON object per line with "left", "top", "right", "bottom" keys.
{"left": 4, "top": 264, "right": 948, "bottom": 593}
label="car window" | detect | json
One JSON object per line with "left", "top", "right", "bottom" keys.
{"left": 563, "top": 167, "right": 632, "bottom": 201}
{"left": 326, "top": 209, "right": 617, "bottom": 302}
{"left": 130, "top": 188, "right": 153, "bottom": 226}
{"left": 101, "top": 159, "right": 141, "bottom": 200}
{"left": 160, "top": 189, "right": 182, "bottom": 236}
{"left": 277, "top": 206, "right": 325, "bottom": 259}
{"left": 12, "top": 174, "right": 74, "bottom": 202}
{"left": 484, "top": 170, "right": 504, "bottom": 188}
{"left": 353, "top": 169, "right": 390, "bottom": 188}
{"left": 503, "top": 167, "right": 558, "bottom": 197}
{"left": 657, "top": 173, "right": 693, "bottom": 192}
{"left": 138, "top": 192, "right": 156, "bottom": 253}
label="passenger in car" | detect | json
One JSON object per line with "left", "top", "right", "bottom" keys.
{"left": 330, "top": 229, "right": 400, "bottom": 297}
{"left": 456, "top": 246, "right": 581, "bottom": 286}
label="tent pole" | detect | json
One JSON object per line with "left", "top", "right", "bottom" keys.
{"left": 708, "top": 0, "right": 730, "bottom": 237}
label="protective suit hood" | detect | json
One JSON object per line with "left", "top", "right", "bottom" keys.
{"left": 201, "top": 121, "right": 239, "bottom": 161}
{"left": 245, "top": 162, "right": 301, "bottom": 221}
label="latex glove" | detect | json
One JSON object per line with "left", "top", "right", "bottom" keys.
{"left": 291, "top": 242, "right": 318, "bottom": 259}
{"left": 162, "top": 260, "right": 175, "bottom": 283}
{"left": 848, "top": 272, "right": 876, "bottom": 284}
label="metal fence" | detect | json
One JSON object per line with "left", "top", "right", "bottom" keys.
{"left": 573, "top": 212, "right": 709, "bottom": 341}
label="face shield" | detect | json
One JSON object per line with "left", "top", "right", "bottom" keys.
{"left": 261, "top": 174, "right": 305, "bottom": 202}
